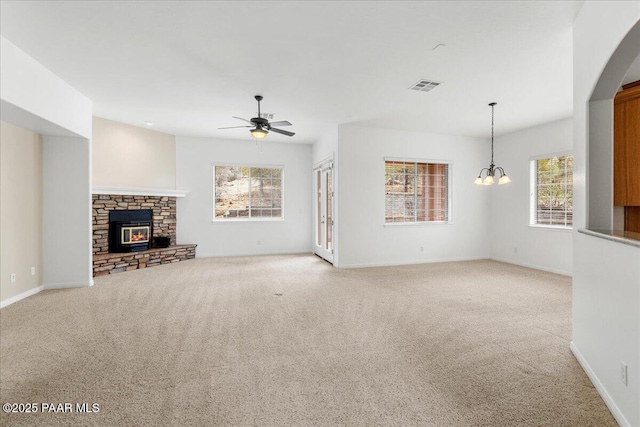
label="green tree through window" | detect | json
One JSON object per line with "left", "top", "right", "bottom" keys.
{"left": 385, "top": 160, "right": 450, "bottom": 223}
{"left": 214, "top": 166, "right": 283, "bottom": 220}
{"left": 530, "top": 155, "right": 573, "bottom": 227}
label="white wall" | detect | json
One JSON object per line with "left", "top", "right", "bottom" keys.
{"left": 176, "top": 137, "right": 312, "bottom": 257}
{"left": 622, "top": 52, "right": 640, "bottom": 85}
{"left": 0, "top": 36, "right": 91, "bottom": 139}
{"left": 572, "top": 233, "right": 640, "bottom": 427}
{"left": 43, "top": 136, "right": 93, "bottom": 288}
{"left": 588, "top": 99, "right": 615, "bottom": 229}
{"left": 337, "top": 125, "right": 491, "bottom": 267}
{"left": 312, "top": 127, "right": 338, "bottom": 165}
{"left": 92, "top": 116, "right": 176, "bottom": 189}
{"left": 0, "top": 122, "right": 43, "bottom": 306}
{"left": 573, "top": 3, "right": 640, "bottom": 426}
{"left": 490, "top": 118, "right": 573, "bottom": 276}
{"left": 1, "top": 35, "right": 93, "bottom": 301}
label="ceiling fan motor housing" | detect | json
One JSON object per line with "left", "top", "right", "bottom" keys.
{"left": 251, "top": 117, "right": 269, "bottom": 126}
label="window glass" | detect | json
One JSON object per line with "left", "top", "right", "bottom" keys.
{"left": 214, "top": 166, "right": 283, "bottom": 220}
{"left": 385, "top": 161, "right": 450, "bottom": 223}
{"left": 530, "top": 155, "right": 573, "bottom": 227}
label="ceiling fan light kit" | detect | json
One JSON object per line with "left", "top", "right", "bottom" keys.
{"left": 250, "top": 124, "right": 268, "bottom": 139}
{"left": 219, "top": 95, "right": 295, "bottom": 139}
{"left": 474, "top": 102, "right": 511, "bottom": 186}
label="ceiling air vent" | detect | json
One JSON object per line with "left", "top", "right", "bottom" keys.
{"left": 409, "top": 79, "right": 442, "bottom": 92}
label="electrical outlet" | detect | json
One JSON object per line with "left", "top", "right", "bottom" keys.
{"left": 513, "top": 247, "right": 518, "bottom": 253}
{"left": 420, "top": 246, "right": 424, "bottom": 252}
{"left": 257, "top": 240, "right": 261, "bottom": 245}
{"left": 10, "top": 273, "right": 16, "bottom": 283}
{"left": 31, "top": 267, "right": 36, "bottom": 276}
{"left": 620, "top": 361, "right": 628, "bottom": 386}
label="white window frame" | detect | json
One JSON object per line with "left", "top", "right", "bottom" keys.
{"left": 213, "top": 163, "right": 284, "bottom": 222}
{"left": 384, "top": 157, "right": 453, "bottom": 226}
{"left": 529, "top": 152, "right": 573, "bottom": 230}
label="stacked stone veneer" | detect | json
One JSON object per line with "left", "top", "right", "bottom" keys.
{"left": 92, "top": 194, "right": 196, "bottom": 276}
{"left": 93, "top": 194, "right": 177, "bottom": 254}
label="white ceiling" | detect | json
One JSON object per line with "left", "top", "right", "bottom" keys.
{"left": 0, "top": 1, "right": 583, "bottom": 144}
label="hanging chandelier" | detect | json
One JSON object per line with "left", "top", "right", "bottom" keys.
{"left": 474, "top": 102, "right": 511, "bottom": 185}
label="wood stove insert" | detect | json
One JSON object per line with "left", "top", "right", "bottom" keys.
{"left": 109, "top": 209, "right": 153, "bottom": 253}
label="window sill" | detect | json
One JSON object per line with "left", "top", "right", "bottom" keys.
{"left": 212, "top": 218, "right": 284, "bottom": 223}
{"left": 528, "top": 224, "right": 573, "bottom": 232}
{"left": 384, "top": 221, "right": 452, "bottom": 227}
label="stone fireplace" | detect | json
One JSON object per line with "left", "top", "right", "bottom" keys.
{"left": 92, "top": 192, "right": 195, "bottom": 276}
{"left": 93, "top": 194, "right": 176, "bottom": 255}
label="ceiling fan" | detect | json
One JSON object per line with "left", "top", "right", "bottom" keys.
{"left": 219, "top": 95, "right": 295, "bottom": 139}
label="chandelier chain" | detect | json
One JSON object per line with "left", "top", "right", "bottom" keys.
{"left": 490, "top": 103, "right": 495, "bottom": 165}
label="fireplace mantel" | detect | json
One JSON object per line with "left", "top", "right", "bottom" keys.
{"left": 92, "top": 186, "right": 189, "bottom": 198}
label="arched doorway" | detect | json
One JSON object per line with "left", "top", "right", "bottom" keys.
{"left": 587, "top": 20, "right": 640, "bottom": 229}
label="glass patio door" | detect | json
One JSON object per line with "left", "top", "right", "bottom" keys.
{"left": 314, "top": 159, "right": 334, "bottom": 263}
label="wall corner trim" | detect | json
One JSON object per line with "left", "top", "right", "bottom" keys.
{"left": 570, "top": 342, "right": 631, "bottom": 427}
{"left": 0, "top": 285, "right": 44, "bottom": 309}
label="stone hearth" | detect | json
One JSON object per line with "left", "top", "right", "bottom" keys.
{"left": 93, "top": 245, "right": 196, "bottom": 276}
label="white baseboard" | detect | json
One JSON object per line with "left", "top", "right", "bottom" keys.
{"left": 1, "top": 285, "right": 44, "bottom": 309}
{"left": 43, "top": 280, "right": 92, "bottom": 290}
{"left": 195, "top": 250, "right": 311, "bottom": 258}
{"left": 490, "top": 257, "right": 572, "bottom": 277}
{"left": 570, "top": 342, "right": 631, "bottom": 427}
{"left": 338, "top": 256, "right": 486, "bottom": 269}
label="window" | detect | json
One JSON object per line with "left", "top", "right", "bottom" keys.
{"left": 385, "top": 160, "right": 450, "bottom": 223}
{"left": 214, "top": 166, "right": 283, "bottom": 220}
{"left": 530, "top": 155, "right": 573, "bottom": 227}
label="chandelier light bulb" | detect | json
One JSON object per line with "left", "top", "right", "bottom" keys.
{"left": 498, "top": 174, "right": 511, "bottom": 185}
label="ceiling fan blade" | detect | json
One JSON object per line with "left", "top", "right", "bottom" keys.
{"left": 232, "top": 116, "right": 252, "bottom": 124}
{"left": 218, "top": 125, "right": 252, "bottom": 129}
{"left": 269, "top": 127, "right": 295, "bottom": 137}
{"left": 268, "top": 120, "right": 292, "bottom": 127}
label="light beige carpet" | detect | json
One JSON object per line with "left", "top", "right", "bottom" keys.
{"left": 0, "top": 255, "right": 616, "bottom": 426}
